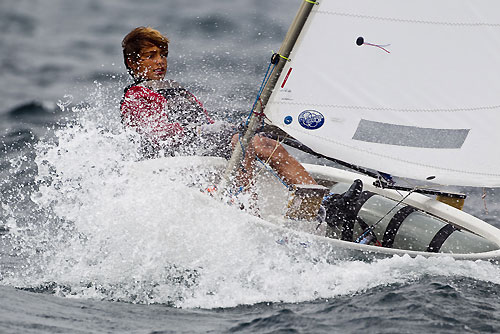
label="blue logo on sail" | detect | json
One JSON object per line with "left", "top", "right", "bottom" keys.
{"left": 298, "top": 110, "right": 324, "bottom": 130}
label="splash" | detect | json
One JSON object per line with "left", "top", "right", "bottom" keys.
{"left": 56, "top": 94, "right": 74, "bottom": 112}
{"left": 2, "top": 85, "right": 500, "bottom": 309}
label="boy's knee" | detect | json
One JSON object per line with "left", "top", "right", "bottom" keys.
{"left": 252, "top": 135, "right": 285, "bottom": 158}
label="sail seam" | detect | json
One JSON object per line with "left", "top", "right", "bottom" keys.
{"left": 268, "top": 101, "right": 500, "bottom": 113}
{"left": 290, "top": 127, "right": 500, "bottom": 177}
{"left": 316, "top": 11, "right": 500, "bottom": 27}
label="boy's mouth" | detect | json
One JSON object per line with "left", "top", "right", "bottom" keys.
{"left": 154, "top": 67, "right": 166, "bottom": 75}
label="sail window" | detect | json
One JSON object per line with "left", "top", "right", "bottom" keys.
{"left": 352, "top": 119, "right": 469, "bottom": 149}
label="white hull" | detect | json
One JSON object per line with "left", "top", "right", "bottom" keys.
{"left": 136, "top": 156, "right": 500, "bottom": 261}
{"left": 303, "top": 164, "right": 500, "bottom": 261}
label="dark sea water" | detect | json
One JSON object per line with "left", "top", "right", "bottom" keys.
{"left": 1, "top": 1, "right": 500, "bottom": 333}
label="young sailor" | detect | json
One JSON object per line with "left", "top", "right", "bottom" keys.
{"left": 120, "top": 26, "right": 318, "bottom": 191}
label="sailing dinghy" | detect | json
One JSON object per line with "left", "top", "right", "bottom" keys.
{"left": 213, "top": 0, "right": 500, "bottom": 260}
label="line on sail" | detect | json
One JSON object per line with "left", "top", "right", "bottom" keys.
{"left": 268, "top": 101, "right": 500, "bottom": 113}
{"left": 352, "top": 119, "right": 469, "bottom": 149}
{"left": 315, "top": 11, "right": 500, "bottom": 27}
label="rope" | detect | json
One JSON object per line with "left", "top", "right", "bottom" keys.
{"left": 277, "top": 54, "right": 291, "bottom": 62}
{"left": 363, "top": 42, "right": 391, "bottom": 54}
{"left": 246, "top": 60, "right": 276, "bottom": 127}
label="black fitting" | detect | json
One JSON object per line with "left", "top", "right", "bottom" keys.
{"left": 271, "top": 53, "right": 280, "bottom": 64}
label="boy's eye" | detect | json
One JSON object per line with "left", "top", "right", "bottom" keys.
{"left": 139, "top": 52, "right": 155, "bottom": 60}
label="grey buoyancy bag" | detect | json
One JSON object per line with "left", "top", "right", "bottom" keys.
{"left": 323, "top": 180, "right": 498, "bottom": 254}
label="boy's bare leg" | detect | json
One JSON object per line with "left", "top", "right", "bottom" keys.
{"left": 232, "top": 133, "right": 317, "bottom": 189}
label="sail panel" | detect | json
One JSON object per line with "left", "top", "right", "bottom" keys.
{"left": 265, "top": 0, "right": 500, "bottom": 187}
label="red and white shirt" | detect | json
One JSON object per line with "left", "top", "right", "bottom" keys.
{"left": 120, "top": 79, "right": 213, "bottom": 142}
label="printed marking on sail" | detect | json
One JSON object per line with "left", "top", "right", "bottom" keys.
{"left": 298, "top": 110, "right": 325, "bottom": 130}
{"left": 281, "top": 67, "right": 293, "bottom": 88}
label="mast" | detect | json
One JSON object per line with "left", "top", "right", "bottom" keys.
{"left": 219, "top": 0, "right": 317, "bottom": 194}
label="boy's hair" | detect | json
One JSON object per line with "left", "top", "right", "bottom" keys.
{"left": 122, "top": 27, "right": 169, "bottom": 72}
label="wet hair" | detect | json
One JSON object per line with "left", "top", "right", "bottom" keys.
{"left": 122, "top": 27, "right": 169, "bottom": 73}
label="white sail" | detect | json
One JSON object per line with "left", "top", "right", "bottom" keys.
{"left": 265, "top": 0, "right": 500, "bottom": 187}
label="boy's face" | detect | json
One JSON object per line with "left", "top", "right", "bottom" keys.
{"left": 128, "top": 45, "right": 168, "bottom": 81}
